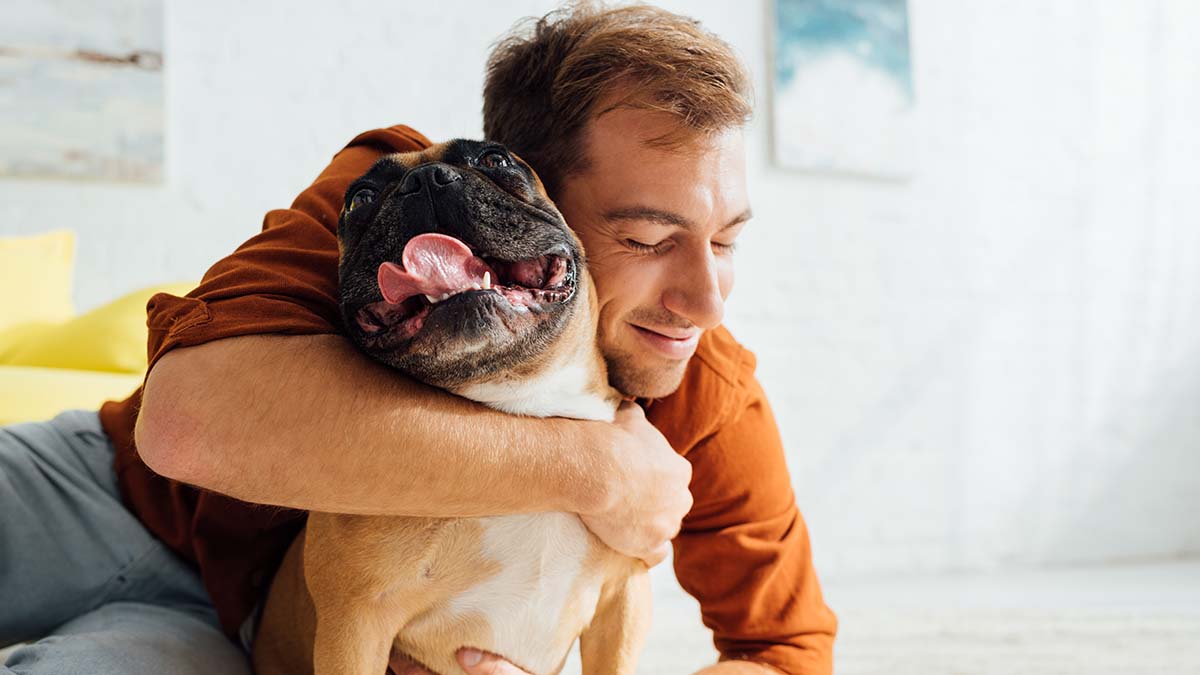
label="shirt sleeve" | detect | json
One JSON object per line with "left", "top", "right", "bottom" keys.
{"left": 143, "top": 125, "right": 432, "bottom": 371}
{"left": 671, "top": 352, "right": 838, "bottom": 674}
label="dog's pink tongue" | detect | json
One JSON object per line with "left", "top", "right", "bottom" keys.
{"left": 377, "top": 233, "right": 492, "bottom": 304}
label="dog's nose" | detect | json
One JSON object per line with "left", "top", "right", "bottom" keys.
{"left": 398, "top": 163, "right": 462, "bottom": 195}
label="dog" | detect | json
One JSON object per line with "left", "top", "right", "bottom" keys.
{"left": 251, "top": 140, "right": 650, "bottom": 675}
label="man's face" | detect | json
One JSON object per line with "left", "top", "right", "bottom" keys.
{"left": 554, "top": 108, "right": 751, "bottom": 398}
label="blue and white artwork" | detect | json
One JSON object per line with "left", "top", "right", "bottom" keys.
{"left": 0, "top": 0, "right": 164, "bottom": 182}
{"left": 773, "top": 0, "right": 914, "bottom": 177}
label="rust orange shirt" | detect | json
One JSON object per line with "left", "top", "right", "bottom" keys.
{"left": 99, "top": 124, "right": 837, "bottom": 674}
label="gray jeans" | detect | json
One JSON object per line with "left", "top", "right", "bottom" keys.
{"left": 0, "top": 410, "right": 253, "bottom": 674}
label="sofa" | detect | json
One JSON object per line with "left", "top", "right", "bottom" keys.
{"left": 0, "top": 229, "right": 193, "bottom": 426}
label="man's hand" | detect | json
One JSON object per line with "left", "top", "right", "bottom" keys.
{"left": 388, "top": 648, "right": 532, "bottom": 675}
{"left": 580, "top": 400, "right": 693, "bottom": 567}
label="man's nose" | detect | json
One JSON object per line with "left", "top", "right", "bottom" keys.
{"left": 398, "top": 163, "right": 463, "bottom": 195}
{"left": 662, "top": 250, "right": 725, "bottom": 330}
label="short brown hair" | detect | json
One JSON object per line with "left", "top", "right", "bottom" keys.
{"left": 483, "top": 1, "right": 752, "bottom": 199}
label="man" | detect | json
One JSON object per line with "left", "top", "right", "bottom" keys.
{"left": 0, "top": 4, "right": 835, "bottom": 675}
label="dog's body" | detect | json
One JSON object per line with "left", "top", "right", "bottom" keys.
{"left": 252, "top": 140, "right": 650, "bottom": 675}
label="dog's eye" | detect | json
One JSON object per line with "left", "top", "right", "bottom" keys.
{"left": 478, "top": 150, "right": 512, "bottom": 170}
{"left": 347, "top": 187, "right": 377, "bottom": 212}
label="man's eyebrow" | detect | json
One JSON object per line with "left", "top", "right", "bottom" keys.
{"left": 602, "top": 206, "right": 753, "bottom": 231}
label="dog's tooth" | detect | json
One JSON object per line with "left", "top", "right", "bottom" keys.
{"left": 441, "top": 292, "right": 451, "bottom": 300}
{"left": 424, "top": 294, "right": 438, "bottom": 303}
{"left": 483, "top": 271, "right": 491, "bottom": 290}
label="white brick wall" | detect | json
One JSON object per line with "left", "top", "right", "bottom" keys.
{"left": 2, "top": 0, "right": 1198, "bottom": 578}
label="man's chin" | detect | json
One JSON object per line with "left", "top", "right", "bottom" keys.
{"left": 605, "top": 351, "right": 690, "bottom": 399}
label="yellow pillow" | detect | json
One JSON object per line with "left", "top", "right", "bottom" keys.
{"left": 0, "top": 230, "right": 75, "bottom": 331}
{"left": 0, "top": 366, "right": 143, "bottom": 426}
{"left": 0, "top": 282, "right": 196, "bottom": 373}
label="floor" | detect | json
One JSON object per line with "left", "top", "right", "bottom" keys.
{"left": 570, "top": 558, "right": 1200, "bottom": 674}
{"left": 5, "top": 560, "right": 1198, "bottom": 673}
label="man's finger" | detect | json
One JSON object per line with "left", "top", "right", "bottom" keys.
{"left": 457, "top": 648, "right": 531, "bottom": 675}
{"left": 642, "top": 542, "right": 670, "bottom": 567}
{"left": 616, "top": 398, "right": 647, "bottom": 419}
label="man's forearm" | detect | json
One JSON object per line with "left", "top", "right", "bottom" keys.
{"left": 136, "top": 333, "right": 614, "bottom": 518}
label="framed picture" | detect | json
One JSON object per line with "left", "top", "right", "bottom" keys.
{"left": 772, "top": 0, "right": 914, "bottom": 178}
{"left": 0, "top": 0, "right": 164, "bottom": 182}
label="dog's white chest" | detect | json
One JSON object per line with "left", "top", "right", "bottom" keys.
{"left": 433, "top": 353, "right": 619, "bottom": 671}
{"left": 446, "top": 512, "right": 602, "bottom": 672}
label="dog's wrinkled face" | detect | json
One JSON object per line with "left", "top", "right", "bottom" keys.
{"left": 337, "top": 140, "right": 583, "bottom": 389}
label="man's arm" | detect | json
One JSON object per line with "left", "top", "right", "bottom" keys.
{"left": 137, "top": 333, "right": 613, "bottom": 517}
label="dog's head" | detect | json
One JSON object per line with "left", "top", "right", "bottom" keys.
{"left": 337, "top": 140, "right": 591, "bottom": 391}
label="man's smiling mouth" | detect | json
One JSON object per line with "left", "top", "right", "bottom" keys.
{"left": 634, "top": 325, "right": 699, "bottom": 341}
{"left": 628, "top": 323, "right": 701, "bottom": 359}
